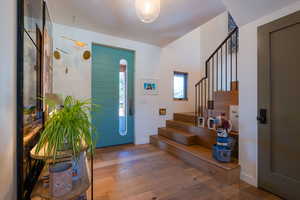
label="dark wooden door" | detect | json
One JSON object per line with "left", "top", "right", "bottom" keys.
{"left": 258, "top": 11, "right": 300, "bottom": 200}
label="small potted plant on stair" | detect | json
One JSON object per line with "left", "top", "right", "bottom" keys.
{"left": 35, "top": 95, "right": 97, "bottom": 198}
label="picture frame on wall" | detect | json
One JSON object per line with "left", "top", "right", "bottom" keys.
{"left": 142, "top": 79, "right": 159, "bottom": 95}
{"left": 228, "top": 13, "right": 239, "bottom": 53}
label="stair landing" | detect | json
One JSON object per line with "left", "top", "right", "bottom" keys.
{"left": 150, "top": 135, "right": 240, "bottom": 185}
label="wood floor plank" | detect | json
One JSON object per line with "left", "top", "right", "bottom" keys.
{"left": 91, "top": 144, "right": 280, "bottom": 200}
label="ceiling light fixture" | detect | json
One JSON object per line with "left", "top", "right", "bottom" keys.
{"left": 135, "top": 0, "right": 160, "bottom": 23}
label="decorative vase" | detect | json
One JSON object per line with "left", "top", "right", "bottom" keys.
{"left": 207, "top": 117, "right": 216, "bottom": 130}
{"left": 213, "top": 128, "right": 231, "bottom": 162}
{"left": 197, "top": 117, "right": 205, "bottom": 128}
{"left": 49, "top": 162, "right": 73, "bottom": 197}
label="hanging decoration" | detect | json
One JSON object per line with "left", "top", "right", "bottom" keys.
{"left": 82, "top": 50, "right": 91, "bottom": 60}
{"left": 61, "top": 36, "right": 87, "bottom": 48}
{"left": 53, "top": 50, "right": 61, "bottom": 60}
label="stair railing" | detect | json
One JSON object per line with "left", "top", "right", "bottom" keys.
{"left": 195, "top": 27, "right": 239, "bottom": 118}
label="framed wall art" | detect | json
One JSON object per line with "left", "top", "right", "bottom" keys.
{"left": 142, "top": 79, "right": 159, "bottom": 95}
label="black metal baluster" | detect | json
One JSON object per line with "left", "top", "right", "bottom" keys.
{"left": 212, "top": 56, "right": 214, "bottom": 100}
{"left": 198, "top": 85, "right": 200, "bottom": 116}
{"left": 235, "top": 31, "right": 238, "bottom": 82}
{"left": 205, "top": 79, "right": 207, "bottom": 110}
{"left": 207, "top": 61, "right": 210, "bottom": 103}
{"left": 221, "top": 46, "right": 223, "bottom": 91}
{"left": 199, "top": 83, "right": 202, "bottom": 116}
{"left": 201, "top": 82, "right": 203, "bottom": 116}
{"left": 196, "top": 84, "right": 200, "bottom": 116}
{"left": 195, "top": 85, "right": 199, "bottom": 117}
{"left": 216, "top": 51, "right": 218, "bottom": 91}
{"left": 199, "top": 82, "right": 201, "bottom": 116}
{"left": 230, "top": 36, "right": 233, "bottom": 90}
{"left": 226, "top": 40, "right": 228, "bottom": 91}
{"left": 202, "top": 79, "right": 205, "bottom": 116}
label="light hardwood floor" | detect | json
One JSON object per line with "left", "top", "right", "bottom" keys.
{"left": 92, "top": 144, "right": 281, "bottom": 200}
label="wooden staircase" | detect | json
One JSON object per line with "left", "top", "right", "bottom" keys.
{"left": 150, "top": 27, "right": 240, "bottom": 185}
{"left": 150, "top": 112, "right": 240, "bottom": 185}
{"left": 158, "top": 127, "right": 197, "bottom": 146}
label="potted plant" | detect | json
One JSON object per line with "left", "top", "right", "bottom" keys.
{"left": 35, "top": 96, "right": 97, "bottom": 197}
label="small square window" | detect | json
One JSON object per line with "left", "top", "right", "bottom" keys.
{"left": 173, "top": 71, "right": 188, "bottom": 100}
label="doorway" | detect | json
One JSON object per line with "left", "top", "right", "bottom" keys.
{"left": 92, "top": 44, "right": 135, "bottom": 148}
{"left": 258, "top": 11, "right": 300, "bottom": 199}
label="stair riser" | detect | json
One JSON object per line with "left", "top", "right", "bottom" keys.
{"left": 214, "top": 91, "right": 239, "bottom": 106}
{"left": 166, "top": 120, "right": 216, "bottom": 149}
{"left": 231, "top": 81, "right": 239, "bottom": 91}
{"left": 158, "top": 128, "right": 196, "bottom": 146}
{"left": 173, "top": 113, "right": 196, "bottom": 123}
{"left": 150, "top": 136, "right": 240, "bottom": 185}
{"left": 166, "top": 120, "right": 196, "bottom": 133}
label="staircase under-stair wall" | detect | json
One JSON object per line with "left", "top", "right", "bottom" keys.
{"left": 150, "top": 27, "right": 240, "bottom": 185}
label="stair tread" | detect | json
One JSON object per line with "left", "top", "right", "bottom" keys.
{"left": 174, "top": 112, "right": 197, "bottom": 118}
{"left": 168, "top": 119, "right": 195, "bottom": 126}
{"left": 173, "top": 112, "right": 197, "bottom": 123}
{"left": 176, "top": 112, "right": 197, "bottom": 116}
{"left": 159, "top": 127, "right": 196, "bottom": 137}
{"left": 151, "top": 135, "right": 239, "bottom": 170}
{"left": 167, "top": 120, "right": 239, "bottom": 136}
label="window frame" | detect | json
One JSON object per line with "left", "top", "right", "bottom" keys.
{"left": 173, "top": 71, "right": 188, "bottom": 101}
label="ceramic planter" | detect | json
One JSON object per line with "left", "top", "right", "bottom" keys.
{"left": 49, "top": 162, "right": 72, "bottom": 197}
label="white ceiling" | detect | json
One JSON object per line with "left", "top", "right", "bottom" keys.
{"left": 47, "top": 0, "right": 226, "bottom": 47}
{"left": 222, "top": 0, "right": 300, "bottom": 26}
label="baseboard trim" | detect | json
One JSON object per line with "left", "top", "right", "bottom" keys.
{"left": 241, "top": 172, "right": 257, "bottom": 187}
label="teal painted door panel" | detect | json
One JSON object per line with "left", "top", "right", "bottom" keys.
{"left": 92, "top": 44, "right": 134, "bottom": 148}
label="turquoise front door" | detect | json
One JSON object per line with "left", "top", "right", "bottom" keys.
{"left": 92, "top": 44, "right": 134, "bottom": 148}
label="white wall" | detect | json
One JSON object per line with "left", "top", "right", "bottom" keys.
{"left": 199, "top": 12, "right": 228, "bottom": 72}
{"left": 52, "top": 12, "right": 230, "bottom": 145}
{"left": 199, "top": 12, "right": 236, "bottom": 92}
{"left": 238, "top": 1, "right": 300, "bottom": 186}
{"left": 159, "top": 27, "right": 201, "bottom": 119}
{"left": 53, "top": 24, "right": 162, "bottom": 144}
{"left": 159, "top": 11, "right": 229, "bottom": 119}
{"left": 0, "top": 0, "right": 17, "bottom": 199}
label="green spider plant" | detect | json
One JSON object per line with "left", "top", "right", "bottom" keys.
{"left": 35, "top": 96, "right": 98, "bottom": 162}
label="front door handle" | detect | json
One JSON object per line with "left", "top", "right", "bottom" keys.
{"left": 129, "top": 99, "right": 134, "bottom": 116}
{"left": 257, "top": 109, "right": 267, "bottom": 124}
